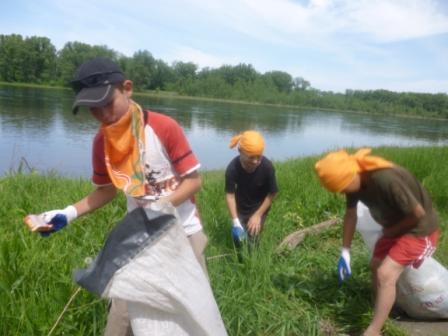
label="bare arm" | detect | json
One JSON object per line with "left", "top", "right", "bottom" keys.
{"left": 253, "top": 193, "right": 276, "bottom": 218}
{"left": 32, "top": 184, "right": 118, "bottom": 233}
{"left": 382, "top": 203, "right": 424, "bottom": 237}
{"left": 225, "top": 192, "right": 238, "bottom": 219}
{"left": 247, "top": 192, "right": 277, "bottom": 235}
{"left": 342, "top": 207, "right": 357, "bottom": 249}
{"left": 73, "top": 184, "right": 118, "bottom": 218}
{"left": 166, "top": 171, "right": 201, "bottom": 207}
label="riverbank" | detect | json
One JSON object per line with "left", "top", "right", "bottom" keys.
{"left": 1, "top": 81, "right": 447, "bottom": 121}
{"left": 1, "top": 147, "right": 447, "bottom": 335}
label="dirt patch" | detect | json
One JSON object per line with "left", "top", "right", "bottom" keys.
{"left": 393, "top": 318, "right": 448, "bottom": 336}
{"left": 319, "top": 319, "right": 340, "bottom": 336}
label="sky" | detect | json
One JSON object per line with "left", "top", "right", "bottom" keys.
{"left": 1, "top": 0, "right": 447, "bottom": 93}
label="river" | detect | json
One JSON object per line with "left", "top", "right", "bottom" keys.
{"left": 1, "top": 85, "right": 447, "bottom": 178}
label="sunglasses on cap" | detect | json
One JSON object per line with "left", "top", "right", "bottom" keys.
{"left": 71, "top": 71, "right": 123, "bottom": 94}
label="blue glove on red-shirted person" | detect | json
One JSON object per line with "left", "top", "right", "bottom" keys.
{"left": 40, "top": 205, "right": 78, "bottom": 237}
{"left": 337, "top": 247, "right": 352, "bottom": 284}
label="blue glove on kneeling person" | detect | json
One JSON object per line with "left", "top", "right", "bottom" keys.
{"left": 231, "top": 218, "right": 247, "bottom": 247}
{"left": 337, "top": 247, "right": 352, "bottom": 284}
{"left": 40, "top": 205, "right": 78, "bottom": 237}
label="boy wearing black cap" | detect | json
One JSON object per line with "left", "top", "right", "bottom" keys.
{"left": 30, "top": 57, "right": 209, "bottom": 336}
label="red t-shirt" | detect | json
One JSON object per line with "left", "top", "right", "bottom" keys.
{"left": 92, "top": 110, "right": 202, "bottom": 235}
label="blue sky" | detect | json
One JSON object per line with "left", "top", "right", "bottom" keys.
{"left": 1, "top": 0, "right": 447, "bottom": 93}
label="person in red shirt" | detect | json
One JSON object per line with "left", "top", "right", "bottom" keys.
{"left": 30, "top": 57, "right": 209, "bottom": 336}
{"left": 315, "top": 148, "right": 439, "bottom": 336}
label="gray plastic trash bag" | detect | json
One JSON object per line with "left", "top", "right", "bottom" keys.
{"left": 396, "top": 257, "right": 448, "bottom": 319}
{"left": 74, "top": 208, "right": 227, "bottom": 336}
{"left": 356, "top": 203, "right": 448, "bottom": 320}
{"left": 356, "top": 202, "right": 382, "bottom": 252}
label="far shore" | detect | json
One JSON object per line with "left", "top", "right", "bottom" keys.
{"left": 2, "top": 81, "right": 447, "bottom": 122}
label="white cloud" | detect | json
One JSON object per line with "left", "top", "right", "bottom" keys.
{"left": 345, "top": 0, "right": 448, "bottom": 42}
{"left": 168, "top": 46, "right": 240, "bottom": 68}
{"left": 185, "top": 0, "right": 448, "bottom": 43}
{"left": 1, "top": 0, "right": 446, "bottom": 93}
{"left": 295, "top": 64, "right": 448, "bottom": 93}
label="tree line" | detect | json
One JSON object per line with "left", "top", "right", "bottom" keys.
{"left": 1, "top": 34, "right": 447, "bottom": 118}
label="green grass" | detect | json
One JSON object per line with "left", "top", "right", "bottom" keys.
{"left": 1, "top": 147, "right": 447, "bottom": 335}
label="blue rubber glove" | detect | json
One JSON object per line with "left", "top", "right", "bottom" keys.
{"left": 40, "top": 205, "right": 77, "bottom": 237}
{"left": 337, "top": 247, "right": 351, "bottom": 284}
{"left": 231, "top": 218, "right": 247, "bottom": 247}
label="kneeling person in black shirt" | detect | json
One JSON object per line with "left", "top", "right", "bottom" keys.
{"left": 225, "top": 130, "right": 278, "bottom": 247}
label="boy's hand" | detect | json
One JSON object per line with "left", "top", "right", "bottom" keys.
{"left": 40, "top": 205, "right": 78, "bottom": 237}
{"left": 247, "top": 214, "right": 262, "bottom": 235}
{"left": 337, "top": 247, "right": 351, "bottom": 284}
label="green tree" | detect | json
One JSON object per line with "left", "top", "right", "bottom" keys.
{"left": 263, "top": 71, "right": 293, "bottom": 93}
{"left": 125, "top": 50, "right": 155, "bottom": 90}
{"left": 57, "top": 42, "right": 118, "bottom": 85}
{"left": 293, "top": 77, "right": 311, "bottom": 91}
{"left": 172, "top": 61, "right": 198, "bottom": 93}
{"left": 0, "top": 33, "right": 446, "bottom": 119}
{"left": 214, "top": 63, "right": 258, "bottom": 86}
{"left": 23, "top": 36, "right": 57, "bottom": 82}
{"left": 0, "top": 34, "right": 26, "bottom": 81}
{"left": 151, "top": 59, "right": 176, "bottom": 90}
{"left": 173, "top": 61, "right": 197, "bottom": 81}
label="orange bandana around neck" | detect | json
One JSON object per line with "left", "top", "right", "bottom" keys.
{"left": 102, "top": 101, "right": 146, "bottom": 197}
{"left": 229, "top": 130, "right": 264, "bottom": 156}
{"left": 314, "top": 148, "right": 394, "bottom": 192}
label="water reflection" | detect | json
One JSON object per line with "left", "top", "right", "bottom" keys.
{"left": 1, "top": 85, "right": 447, "bottom": 177}
{"left": 339, "top": 113, "right": 448, "bottom": 142}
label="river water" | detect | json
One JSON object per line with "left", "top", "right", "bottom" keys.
{"left": 1, "top": 85, "right": 447, "bottom": 178}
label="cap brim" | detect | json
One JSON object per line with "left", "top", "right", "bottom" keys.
{"left": 72, "top": 84, "right": 114, "bottom": 113}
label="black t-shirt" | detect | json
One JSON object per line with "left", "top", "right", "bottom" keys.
{"left": 225, "top": 156, "right": 278, "bottom": 217}
{"left": 346, "top": 166, "right": 438, "bottom": 236}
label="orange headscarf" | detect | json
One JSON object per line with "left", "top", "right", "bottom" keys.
{"left": 229, "top": 130, "right": 264, "bottom": 156}
{"left": 102, "top": 101, "right": 146, "bottom": 197}
{"left": 314, "top": 148, "right": 394, "bottom": 192}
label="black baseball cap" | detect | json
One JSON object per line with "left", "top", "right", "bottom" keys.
{"left": 70, "top": 57, "right": 125, "bottom": 113}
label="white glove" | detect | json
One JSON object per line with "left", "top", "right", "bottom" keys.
{"left": 231, "top": 217, "right": 247, "bottom": 246}
{"left": 36, "top": 205, "right": 77, "bottom": 237}
{"left": 42, "top": 205, "right": 78, "bottom": 224}
{"left": 232, "top": 217, "right": 244, "bottom": 229}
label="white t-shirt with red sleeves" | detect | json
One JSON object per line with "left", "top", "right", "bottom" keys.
{"left": 92, "top": 110, "right": 202, "bottom": 236}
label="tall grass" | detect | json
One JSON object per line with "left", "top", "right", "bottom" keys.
{"left": 0, "top": 147, "right": 446, "bottom": 335}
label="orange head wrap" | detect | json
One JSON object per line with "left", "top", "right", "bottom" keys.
{"left": 314, "top": 148, "right": 394, "bottom": 193}
{"left": 229, "top": 130, "right": 265, "bottom": 156}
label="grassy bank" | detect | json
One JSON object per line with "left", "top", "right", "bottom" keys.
{"left": 0, "top": 147, "right": 447, "bottom": 335}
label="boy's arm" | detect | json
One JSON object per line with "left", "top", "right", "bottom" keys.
{"left": 337, "top": 206, "right": 357, "bottom": 283}
{"left": 382, "top": 203, "right": 424, "bottom": 237}
{"left": 382, "top": 180, "right": 425, "bottom": 237}
{"left": 252, "top": 192, "right": 277, "bottom": 218}
{"left": 225, "top": 192, "right": 239, "bottom": 220}
{"left": 73, "top": 184, "right": 118, "bottom": 217}
{"left": 247, "top": 192, "right": 277, "bottom": 235}
{"left": 226, "top": 192, "right": 246, "bottom": 242}
{"left": 342, "top": 206, "right": 357, "bottom": 248}
{"left": 31, "top": 184, "right": 117, "bottom": 235}
{"left": 165, "top": 171, "right": 201, "bottom": 207}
